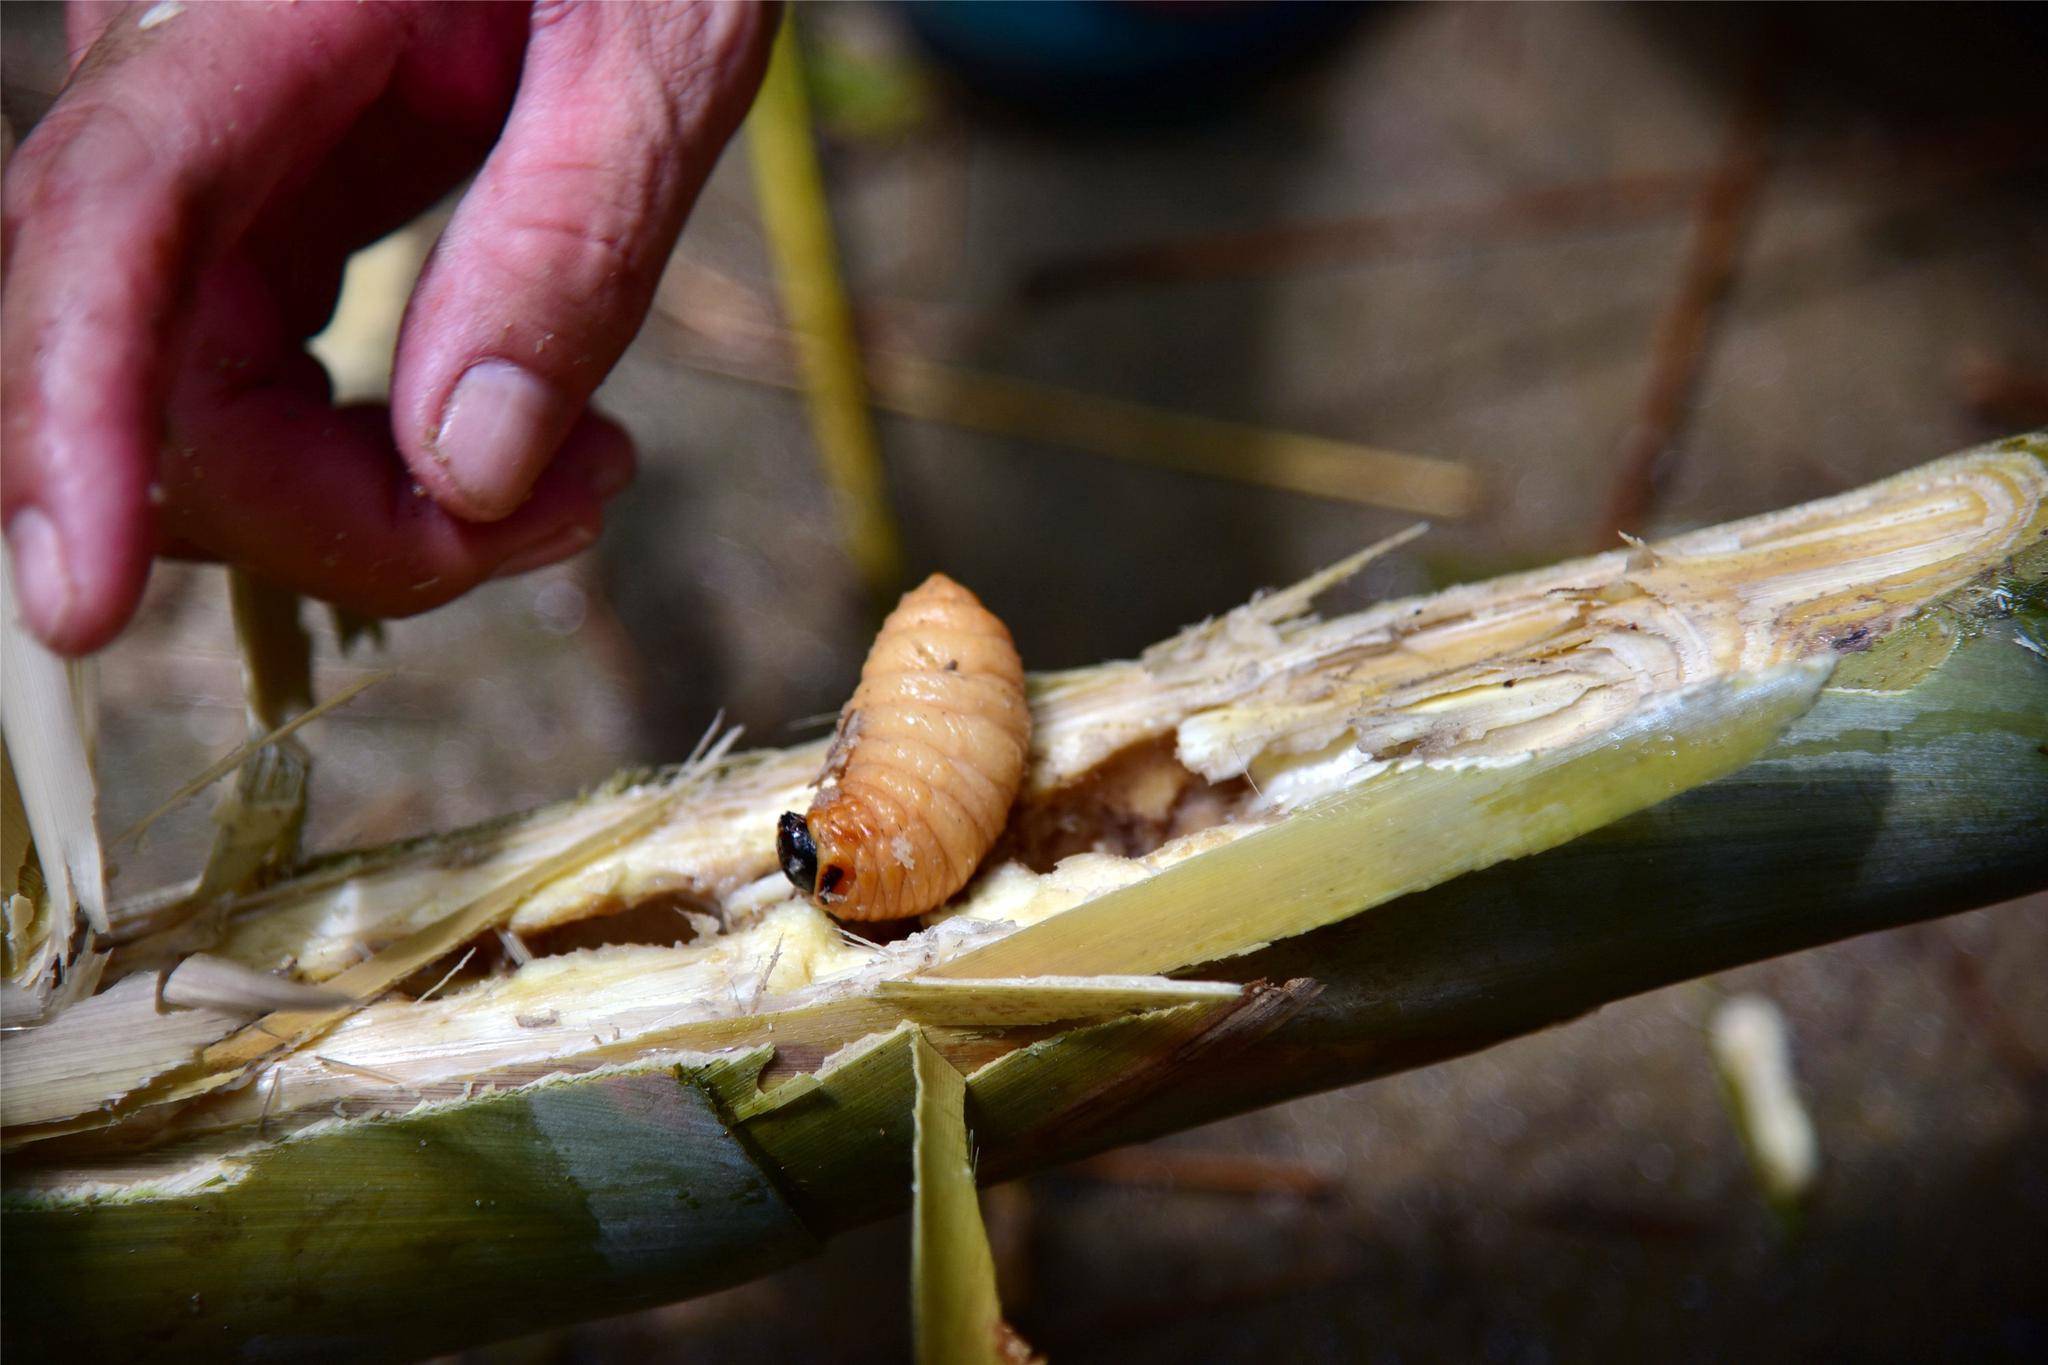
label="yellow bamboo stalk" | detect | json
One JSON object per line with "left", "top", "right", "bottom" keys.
{"left": 873, "top": 353, "right": 1479, "bottom": 517}
{"left": 657, "top": 260, "right": 1483, "bottom": 516}
{"left": 748, "top": 18, "right": 905, "bottom": 605}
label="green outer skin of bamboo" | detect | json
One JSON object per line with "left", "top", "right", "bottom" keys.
{"left": 4, "top": 1057, "right": 818, "bottom": 1362}
{"left": 971, "top": 581, "right": 2048, "bottom": 1187}
{"left": 6, "top": 500, "right": 2044, "bottom": 1362}
{"left": 910, "top": 1029, "right": 1010, "bottom": 1365}
{"left": 739, "top": 549, "right": 2048, "bottom": 1234}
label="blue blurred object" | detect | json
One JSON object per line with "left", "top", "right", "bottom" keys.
{"left": 899, "top": 1, "right": 1365, "bottom": 123}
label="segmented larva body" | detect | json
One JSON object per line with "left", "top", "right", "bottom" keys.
{"left": 777, "top": 573, "right": 1030, "bottom": 921}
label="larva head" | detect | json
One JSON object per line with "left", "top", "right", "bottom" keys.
{"left": 776, "top": 812, "right": 818, "bottom": 894}
{"left": 777, "top": 811, "right": 852, "bottom": 905}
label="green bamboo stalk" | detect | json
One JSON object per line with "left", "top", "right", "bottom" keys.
{"left": 4, "top": 1054, "right": 816, "bottom": 1362}
{"left": 960, "top": 605, "right": 2048, "bottom": 1183}
{"left": 4, "top": 442, "right": 2044, "bottom": 1362}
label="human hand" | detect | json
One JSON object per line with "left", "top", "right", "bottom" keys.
{"left": 3, "top": 0, "right": 774, "bottom": 654}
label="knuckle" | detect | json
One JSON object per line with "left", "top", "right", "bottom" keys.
{"left": 486, "top": 198, "right": 645, "bottom": 305}
{"left": 633, "top": 1, "right": 773, "bottom": 126}
{"left": 486, "top": 135, "right": 679, "bottom": 302}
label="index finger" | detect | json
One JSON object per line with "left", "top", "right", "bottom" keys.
{"left": 1, "top": 0, "right": 403, "bottom": 652}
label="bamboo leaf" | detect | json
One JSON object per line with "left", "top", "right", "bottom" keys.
{"left": 749, "top": 15, "right": 904, "bottom": 604}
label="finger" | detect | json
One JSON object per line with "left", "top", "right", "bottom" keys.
{"left": 157, "top": 254, "right": 632, "bottom": 612}
{"left": 1, "top": 1, "right": 405, "bottom": 652}
{"left": 157, "top": 387, "right": 634, "bottom": 618}
{"left": 242, "top": 4, "right": 533, "bottom": 339}
{"left": 389, "top": 0, "right": 773, "bottom": 521}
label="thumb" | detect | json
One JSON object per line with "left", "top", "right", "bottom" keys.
{"left": 389, "top": 0, "right": 773, "bottom": 522}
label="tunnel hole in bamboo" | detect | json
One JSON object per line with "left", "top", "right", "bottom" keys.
{"left": 404, "top": 737, "right": 1254, "bottom": 980}
{"left": 1001, "top": 735, "right": 1255, "bottom": 873}
{"left": 396, "top": 891, "right": 722, "bottom": 996}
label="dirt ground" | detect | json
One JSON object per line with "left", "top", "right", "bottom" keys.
{"left": 6, "top": 3, "right": 2045, "bottom": 1360}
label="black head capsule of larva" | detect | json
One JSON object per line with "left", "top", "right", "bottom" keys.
{"left": 777, "top": 812, "right": 818, "bottom": 895}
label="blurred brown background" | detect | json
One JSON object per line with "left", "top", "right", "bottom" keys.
{"left": 5, "top": 2, "right": 2046, "bottom": 1360}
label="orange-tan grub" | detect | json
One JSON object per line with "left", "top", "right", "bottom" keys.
{"left": 777, "top": 574, "right": 1029, "bottom": 921}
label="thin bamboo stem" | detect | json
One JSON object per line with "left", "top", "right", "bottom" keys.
{"left": 748, "top": 17, "right": 906, "bottom": 607}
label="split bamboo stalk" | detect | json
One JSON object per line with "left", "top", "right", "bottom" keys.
{"left": 3, "top": 436, "right": 2044, "bottom": 1362}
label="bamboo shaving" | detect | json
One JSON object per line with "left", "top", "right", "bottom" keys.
{"left": 189, "top": 573, "right": 316, "bottom": 903}
{"left": 158, "top": 954, "right": 356, "bottom": 1014}
{"left": 1, "top": 544, "right": 108, "bottom": 945}
{"left": 195, "top": 793, "right": 675, "bottom": 1075}
{"left": 0, "top": 972, "right": 247, "bottom": 1128}
{"left": 911, "top": 1028, "right": 1036, "bottom": 1364}
{"left": 412, "top": 946, "right": 477, "bottom": 1005}
{"left": 311, "top": 1055, "right": 419, "bottom": 1094}
{"left": 495, "top": 928, "right": 533, "bottom": 966}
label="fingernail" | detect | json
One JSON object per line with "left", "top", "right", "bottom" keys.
{"left": 495, "top": 523, "right": 596, "bottom": 579}
{"left": 434, "top": 360, "right": 570, "bottom": 519}
{"left": 5, "top": 509, "right": 75, "bottom": 642}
